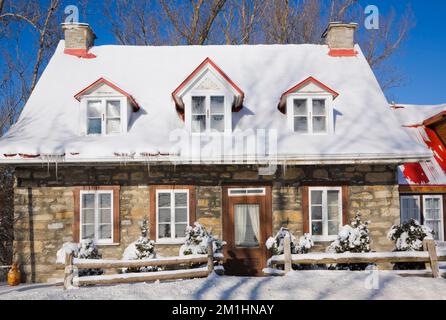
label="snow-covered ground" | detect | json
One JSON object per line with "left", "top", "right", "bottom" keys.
{"left": 1, "top": 270, "right": 446, "bottom": 300}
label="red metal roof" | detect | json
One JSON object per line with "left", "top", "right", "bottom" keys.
{"left": 74, "top": 78, "right": 140, "bottom": 111}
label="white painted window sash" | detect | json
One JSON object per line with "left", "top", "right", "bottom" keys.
{"left": 79, "top": 190, "right": 114, "bottom": 245}
{"left": 423, "top": 195, "right": 444, "bottom": 241}
{"left": 84, "top": 97, "right": 125, "bottom": 136}
{"left": 156, "top": 189, "right": 190, "bottom": 244}
{"left": 309, "top": 187, "right": 342, "bottom": 241}
{"left": 400, "top": 195, "right": 421, "bottom": 224}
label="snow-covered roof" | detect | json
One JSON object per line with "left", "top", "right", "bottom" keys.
{"left": 0, "top": 42, "right": 431, "bottom": 164}
{"left": 392, "top": 104, "right": 446, "bottom": 185}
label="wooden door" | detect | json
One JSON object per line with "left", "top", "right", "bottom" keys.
{"left": 222, "top": 186, "right": 272, "bottom": 276}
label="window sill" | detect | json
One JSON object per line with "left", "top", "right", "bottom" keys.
{"left": 312, "top": 237, "right": 337, "bottom": 243}
{"left": 96, "top": 243, "right": 120, "bottom": 247}
{"left": 155, "top": 239, "right": 186, "bottom": 245}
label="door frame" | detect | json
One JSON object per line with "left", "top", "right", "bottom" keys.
{"left": 222, "top": 184, "right": 272, "bottom": 275}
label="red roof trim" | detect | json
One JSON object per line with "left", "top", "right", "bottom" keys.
{"left": 281, "top": 76, "right": 339, "bottom": 99}
{"left": 172, "top": 57, "right": 245, "bottom": 99}
{"left": 64, "top": 49, "right": 96, "bottom": 59}
{"left": 74, "top": 78, "right": 140, "bottom": 111}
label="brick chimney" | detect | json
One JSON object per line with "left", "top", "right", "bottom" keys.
{"left": 322, "top": 22, "right": 358, "bottom": 57}
{"left": 61, "top": 23, "right": 97, "bottom": 58}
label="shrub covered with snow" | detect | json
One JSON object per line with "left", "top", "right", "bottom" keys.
{"left": 179, "top": 222, "right": 226, "bottom": 256}
{"left": 122, "top": 219, "right": 159, "bottom": 273}
{"left": 327, "top": 213, "right": 371, "bottom": 270}
{"left": 388, "top": 219, "right": 434, "bottom": 270}
{"left": 266, "top": 227, "right": 313, "bottom": 255}
{"left": 56, "top": 239, "right": 104, "bottom": 277}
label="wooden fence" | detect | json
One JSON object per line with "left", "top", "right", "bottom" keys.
{"left": 266, "top": 237, "right": 445, "bottom": 278}
{"left": 63, "top": 241, "right": 222, "bottom": 289}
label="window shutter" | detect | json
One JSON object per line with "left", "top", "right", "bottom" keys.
{"left": 342, "top": 185, "right": 349, "bottom": 226}
{"left": 302, "top": 186, "right": 309, "bottom": 233}
{"left": 73, "top": 188, "right": 81, "bottom": 243}
{"left": 112, "top": 187, "right": 121, "bottom": 243}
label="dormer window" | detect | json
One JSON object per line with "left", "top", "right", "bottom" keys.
{"left": 278, "top": 77, "right": 339, "bottom": 135}
{"left": 74, "top": 78, "right": 140, "bottom": 136}
{"left": 86, "top": 100, "right": 122, "bottom": 135}
{"left": 172, "top": 58, "right": 244, "bottom": 134}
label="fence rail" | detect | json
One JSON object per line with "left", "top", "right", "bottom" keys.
{"left": 63, "top": 241, "right": 222, "bottom": 289}
{"left": 267, "top": 237, "right": 444, "bottom": 278}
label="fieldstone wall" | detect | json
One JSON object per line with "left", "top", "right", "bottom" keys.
{"left": 13, "top": 164, "right": 399, "bottom": 283}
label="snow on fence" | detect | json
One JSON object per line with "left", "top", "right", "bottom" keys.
{"left": 62, "top": 241, "right": 222, "bottom": 289}
{"left": 266, "top": 237, "right": 445, "bottom": 278}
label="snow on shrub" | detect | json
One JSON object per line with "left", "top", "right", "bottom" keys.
{"left": 179, "top": 222, "right": 226, "bottom": 256}
{"left": 388, "top": 219, "right": 434, "bottom": 251}
{"left": 326, "top": 213, "right": 371, "bottom": 270}
{"left": 122, "top": 219, "right": 159, "bottom": 273}
{"left": 387, "top": 219, "right": 434, "bottom": 270}
{"left": 266, "top": 227, "right": 313, "bottom": 255}
{"left": 56, "top": 239, "right": 104, "bottom": 277}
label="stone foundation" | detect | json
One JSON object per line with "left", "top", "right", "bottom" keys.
{"left": 13, "top": 164, "right": 400, "bottom": 282}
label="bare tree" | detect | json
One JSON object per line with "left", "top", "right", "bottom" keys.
{"left": 104, "top": 0, "right": 163, "bottom": 45}
{"left": 160, "top": 0, "right": 227, "bottom": 45}
{"left": 219, "top": 0, "right": 266, "bottom": 45}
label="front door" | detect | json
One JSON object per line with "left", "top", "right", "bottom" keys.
{"left": 222, "top": 186, "right": 272, "bottom": 276}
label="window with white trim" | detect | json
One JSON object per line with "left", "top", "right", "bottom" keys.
{"left": 80, "top": 190, "right": 114, "bottom": 244}
{"left": 287, "top": 96, "right": 333, "bottom": 134}
{"left": 309, "top": 187, "right": 342, "bottom": 240}
{"left": 191, "top": 95, "right": 226, "bottom": 133}
{"left": 86, "top": 99, "right": 122, "bottom": 135}
{"left": 423, "top": 195, "right": 444, "bottom": 241}
{"left": 156, "top": 189, "right": 189, "bottom": 241}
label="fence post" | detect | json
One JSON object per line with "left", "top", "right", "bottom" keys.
{"left": 284, "top": 235, "right": 292, "bottom": 273}
{"left": 63, "top": 252, "right": 74, "bottom": 290}
{"left": 423, "top": 238, "right": 440, "bottom": 278}
{"left": 207, "top": 240, "right": 214, "bottom": 274}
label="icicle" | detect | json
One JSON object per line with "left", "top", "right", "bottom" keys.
{"left": 282, "top": 160, "right": 287, "bottom": 177}
{"left": 147, "top": 161, "right": 151, "bottom": 177}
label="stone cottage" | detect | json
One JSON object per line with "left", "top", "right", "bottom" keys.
{"left": 0, "top": 22, "right": 431, "bottom": 282}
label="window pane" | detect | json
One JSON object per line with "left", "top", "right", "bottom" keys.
{"left": 99, "top": 193, "right": 111, "bottom": 209}
{"left": 311, "top": 206, "right": 322, "bottom": 220}
{"left": 82, "top": 209, "right": 95, "bottom": 224}
{"left": 107, "top": 119, "right": 121, "bottom": 134}
{"left": 294, "top": 117, "right": 308, "bottom": 133}
{"left": 312, "top": 221, "right": 323, "bottom": 236}
{"left": 82, "top": 194, "right": 95, "bottom": 209}
{"left": 313, "top": 100, "right": 326, "bottom": 116}
{"left": 426, "top": 221, "right": 441, "bottom": 240}
{"left": 210, "top": 96, "right": 224, "bottom": 114}
{"left": 100, "top": 209, "right": 111, "bottom": 224}
{"left": 175, "top": 208, "right": 188, "bottom": 223}
{"left": 293, "top": 99, "right": 307, "bottom": 115}
{"left": 313, "top": 116, "right": 327, "bottom": 133}
{"left": 311, "top": 191, "right": 323, "bottom": 205}
{"left": 87, "top": 101, "right": 102, "bottom": 117}
{"left": 192, "top": 115, "right": 206, "bottom": 133}
{"left": 158, "top": 208, "right": 171, "bottom": 223}
{"left": 328, "top": 220, "right": 339, "bottom": 236}
{"left": 158, "top": 224, "right": 171, "bottom": 238}
{"left": 192, "top": 96, "right": 206, "bottom": 114}
{"left": 175, "top": 192, "right": 187, "bottom": 207}
{"left": 99, "top": 224, "right": 112, "bottom": 240}
{"left": 82, "top": 224, "right": 95, "bottom": 239}
{"left": 175, "top": 224, "right": 187, "bottom": 238}
{"left": 234, "top": 204, "right": 260, "bottom": 247}
{"left": 211, "top": 115, "right": 225, "bottom": 132}
{"left": 106, "top": 101, "right": 120, "bottom": 118}
{"left": 328, "top": 191, "right": 339, "bottom": 220}
{"left": 158, "top": 193, "right": 171, "bottom": 208}
{"left": 401, "top": 197, "right": 420, "bottom": 223}
{"left": 88, "top": 119, "right": 102, "bottom": 135}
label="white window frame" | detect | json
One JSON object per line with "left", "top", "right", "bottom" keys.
{"left": 187, "top": 91, "right": 230, "bottom": 134}
{"left": 156, "top": 189, "right": 190, "bottom": 244}
{"left": 228, "top": 188, "right": 266, "bottom": 197}
{"left": 423, "top": 195, "right": 444, "bottom": 241}
{"left": 79, "top": 190, "right": 114, "bottom": 245}
{"left": 286, "top": 94, "right": 333, "bottom": 135}
{"left": 400, "top": 195, "right": 421, "bottom": 224}
{"left": 82, "top": 96, "right": 127, "bottom": 136}
{"left": 309, "top": 187, "right": 342, "bottom": 242}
